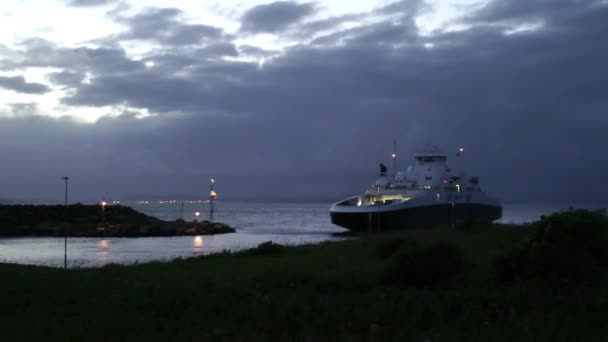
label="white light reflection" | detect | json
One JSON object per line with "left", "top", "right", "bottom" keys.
{"left": 193, "top": 236, "right": 204, "bottom": 248}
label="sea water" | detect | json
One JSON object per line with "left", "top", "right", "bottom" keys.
{"left": 0, "top": 202, "right": 604, "bottom": 268}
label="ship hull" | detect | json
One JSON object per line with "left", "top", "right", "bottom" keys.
{"left": 330, "top": 203, "right": 502, "bottom": 232}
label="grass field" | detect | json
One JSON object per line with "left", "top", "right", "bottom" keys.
{"left": 1, "top": 209, "right": 608, "bottom": 341}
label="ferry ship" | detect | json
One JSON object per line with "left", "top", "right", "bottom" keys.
{"left": 330, "top": 145, "right": 502, "bottom": 231}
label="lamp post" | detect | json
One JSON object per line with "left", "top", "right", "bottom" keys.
{"left": 101, "top": 201, "right": 107, "bottom": 224}
{"left": 60, "top": 176, "right": 69, "bottom": 269}
{"left": 193, "top": 211, "right": 201, "bottom": 222}
{"left": 209, "top": 178, "right": 216, "bottom": 222}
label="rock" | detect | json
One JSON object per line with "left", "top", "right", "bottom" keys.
{"left": 0, "top": 204, "right": 236, "bottom": 237}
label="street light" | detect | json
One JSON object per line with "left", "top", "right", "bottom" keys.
{"left": 101, "top": 201, "right": 107, "bottom": 223}
{"left": 193, "top": 211, "right": 201, "bottom": 222}
{"left": 60, "top": 176, "right": 69, "bottom": 269}
{"left": 209, "top": 178, "right": 216, "bottom": 222}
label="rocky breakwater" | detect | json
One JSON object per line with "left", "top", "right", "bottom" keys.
{"left": 0, "top": 204, "right": 235, "bottom": 237}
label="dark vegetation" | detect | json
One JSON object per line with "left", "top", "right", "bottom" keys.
{"left": 1, "top": 209, "right": 608, "bottom": 341}
{"left": 0, "top": 204, "right": 235, "bottom": 237}
{"left": 493, "top": 209, "right": 608, "bottom": 282}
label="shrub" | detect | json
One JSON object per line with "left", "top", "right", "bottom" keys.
{"left": 492, "top": 245, "right": 531, "bottom": 282}
{"left": 493, "top": 243, "right": 597, "bottom": 283}
{"left": 251, "top": 241, "right": 285, "bottom": 257}
{"left": 455, "top": 217, "right": 479, "bottom": 232}
{"left": 384, "top": 242, "right": 466, "bottom": 289}
{"left": 493, "top": 209, "right": 608, "bottom": 283}
{"left": 372, "top": 238, "right": 415, "bottom": 259}
{"left": 533, "top": 208, "right": 608, "bottom": 249}
{"left": 589, "top": 240, "right": 608, "bottom": 266}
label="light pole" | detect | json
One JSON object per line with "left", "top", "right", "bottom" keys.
{"left": 193, "top": 211, "right": 201, "bottom": 222}
{"left": 101, "top": 201, "right": 107, "bottom": 224}
{"left": 60, "top": 176, "right": 69, "bottom": 269}
{"left": 209, "top": 178, "right": 217, "bottom": 222}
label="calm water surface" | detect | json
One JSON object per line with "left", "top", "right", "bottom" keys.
{"left": 0, "top": 202, "right": 604, "bottom": 268}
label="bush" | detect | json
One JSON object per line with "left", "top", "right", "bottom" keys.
{"left": 493, "top": 243, "right": 597, "bottom": 283}
{"left": 251, "top": 241, "right": 285, "bottom": 257}
{"left": 455, "top": 217, "right": 479, "bottom": 232}
{"left": 372, "top": 238, "right": 415, "bottom": 259}
{"left": 384, "top": 242, "right": 466, "bottom": 289}
{"left": 493, "top": 209, "right": 608, "bottom": 283}
{"left": 589, "top": 240, "right": 608, "bottom": 266}
{"left": 533, "top": 208, "right": 608, "bottom": 248}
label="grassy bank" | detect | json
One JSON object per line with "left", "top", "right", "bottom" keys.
{"left": 1, "top": 210, "right": 608, "bottom": 341}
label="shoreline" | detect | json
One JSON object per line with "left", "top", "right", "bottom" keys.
{"left": 0, "top": 204, "right": 235, "bottom": 237}
{"left": 1, "top": 209, "right": 607, "bottom": 340}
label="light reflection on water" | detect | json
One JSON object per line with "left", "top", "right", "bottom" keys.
{"left": 0, "top": 232, "right": 337, "bottom": 268}
{"left": 0, "top": 202, "right": 605, "bottom": 268}
{"left": 98, "top": 239, "right": 110, "bottom": 249}
{"left": 193, "top": 236, "right": 204, "bottom": 249}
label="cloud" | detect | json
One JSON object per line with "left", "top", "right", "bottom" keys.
{"left": 68, "top": 0, "right": 119, "bottom": 7}
{"left": 1, "top": 0, "right": 607, "bottom": 203}
{"left": 237, "top": 45, "right": 280, "bottom": 58}
{"left": 47, "top": 71, "right": 85, "bottom": 87}
{"left": 0, "top": 38, "right": 145, "bottom": 77}
{"left": 240, "top": 1, "right": 317, "bottom": 33}
{"left": 0, "top": 76, "right": 50, "bottom": 94}
{"left": 111, "top": 7, "right": 224, "bottom": 46}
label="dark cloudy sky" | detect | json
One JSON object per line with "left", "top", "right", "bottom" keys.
{"left": 0, "top": 0, "right": 606, "bottom": 204}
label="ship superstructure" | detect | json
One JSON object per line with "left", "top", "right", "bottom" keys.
{"left": 330, "top": 145, "right": 502, "bottom": 231}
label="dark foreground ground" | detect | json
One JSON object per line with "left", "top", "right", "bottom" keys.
{"left": 1, "top": 209, "right": 608, "bottom": 341}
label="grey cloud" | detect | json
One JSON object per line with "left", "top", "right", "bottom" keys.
{"left": 47, "top": 71, "right": 85, "bottom": 87}
{"left": 68, "top": 0, "right": 119, "bottom": 6}
{"left": 61, "top": 73, "right": 204, "bottom": 110}
{"left": 1, "top": 39, "right": 144, "bottom": 76}
{"left": 1, "top": 0, "right": 607, "bottom": 204}
{"left": 296, "top": 12, "right": 366, "bottom": 37}
{"left": 237, "top": 45, "right": 280, "bottom": 58}
{"left": 241, "top": 1, "right": 316, "bottom": 33}
{"left": 196, "top": 42, "right": 239, "bottom": 58}
{"left": 472, "top": 0, "right": 593, "bottom": 23}
{"left": 290, "top": 0, "right": 425, "bottom": 41}
{"left": 7, "top": 103, "right": 39, "bottom": 116}
{"left": 377, "top": 0, "right": 429, "bottom": 15}
{"left": 112, "top": 7, "right": 224, "bottom": 46}
{"left": 308, "top": 0, "right": 426, "bottom": 47}
{"left": 0, "top": 76, "right": 50, "bottom": 94}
